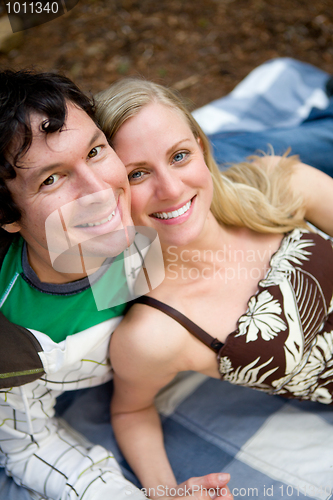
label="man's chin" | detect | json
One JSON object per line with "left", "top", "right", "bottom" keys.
{"left": 49, "top": 226, "right": 136, "bottom": 274}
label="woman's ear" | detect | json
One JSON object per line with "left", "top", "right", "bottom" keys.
{"left": 2, "top": 222, "right": 21, "bottom": 234}
{"left": 197, "top": 136, "right": 204, "bottom": 152}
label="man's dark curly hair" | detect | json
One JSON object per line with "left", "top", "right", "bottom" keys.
{"left": 0, "top": 69, "right": 96, "bottom": 230}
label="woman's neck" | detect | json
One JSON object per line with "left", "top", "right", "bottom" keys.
{"left": 161, "top": 214, "right": 239, "bottom": 271}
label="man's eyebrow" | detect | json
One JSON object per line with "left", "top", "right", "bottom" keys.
{"left": 28, "top": 162, "right": 63, "bottom": 183}
{"left": 125, "top": 138, "right": 192, "bottom": 168}
{"left": 28, "top": 129, "right": 104, "bottom": 183}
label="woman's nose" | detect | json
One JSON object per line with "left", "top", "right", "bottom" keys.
{"left": 155, "top": 170, "right": 183, "bottom": 200}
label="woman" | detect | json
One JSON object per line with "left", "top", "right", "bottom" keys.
{"left": 95, "top": 79, "right": 333, "bottom": 497}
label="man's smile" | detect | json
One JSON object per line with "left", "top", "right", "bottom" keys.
{"left": 76, "top": 209, "right": 116, "bottom": 228}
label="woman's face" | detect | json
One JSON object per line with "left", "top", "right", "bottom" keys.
{"left": 112, "top": 102, "right": 214, "bottom": 248}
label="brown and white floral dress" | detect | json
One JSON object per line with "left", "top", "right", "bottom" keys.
{"left": 218, "top": 228, "right": 333, "bottom": 404}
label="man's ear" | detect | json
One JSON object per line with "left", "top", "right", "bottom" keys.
{"left": 2, "top": 222, "right": 21, "bottom": 234}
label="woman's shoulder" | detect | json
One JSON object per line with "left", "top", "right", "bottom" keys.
{"left": 112, "top": 297, "right": 189, "bottom": 366}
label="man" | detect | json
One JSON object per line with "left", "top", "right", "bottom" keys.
{"left": 0, "top": 70, "right": 232, "bottom": 500}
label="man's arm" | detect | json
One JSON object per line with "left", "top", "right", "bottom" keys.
{"left": 0, "top": 384, "right": 147, "bottom": 500}
{"left": 0, "top": 314, "right": 147, "bottom": 500}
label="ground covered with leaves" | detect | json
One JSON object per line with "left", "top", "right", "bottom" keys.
{"left": 1, "top": 0, "right": 332, "bottom": 108}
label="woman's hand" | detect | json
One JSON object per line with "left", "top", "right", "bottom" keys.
{"left": 149, "top": 473, "right": 233, "bottom": 500}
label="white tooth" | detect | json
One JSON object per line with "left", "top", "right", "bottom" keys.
{"left": 153, "top": 201, "right": 192, "bottom": 220}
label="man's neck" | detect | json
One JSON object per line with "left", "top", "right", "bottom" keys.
{"left": 26, "top": 243, "right": 105, "bottom": 284}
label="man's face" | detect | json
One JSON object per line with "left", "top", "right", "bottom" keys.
{"left": 5, "top": 103, "right": 133, "bottom": 283}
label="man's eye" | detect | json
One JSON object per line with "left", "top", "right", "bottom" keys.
{"left": 88, "top": 146, "right": 102, "bottom": 158}
{"left": 42, "top": 174, "right": 60, "bottom": 186}
{"left": 173, "top": 152, "right": 187, "bottom": 163}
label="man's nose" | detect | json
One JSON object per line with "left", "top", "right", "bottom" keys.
{"left": 75, "top": 168, "right": 115, "bottom": 207}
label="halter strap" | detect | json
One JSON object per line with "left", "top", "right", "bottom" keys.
{"left": 134, "top": 296, "right": 224, "bottom": 353}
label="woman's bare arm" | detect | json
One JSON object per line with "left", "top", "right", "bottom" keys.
{"left": 110, "top": 306, "right": 185, "bottom": 497}
{"left": 262, "top": 156, "right": 333, "bottom": 236}
{"left": 291, "top": 162, "right": 333, "bottom": 236}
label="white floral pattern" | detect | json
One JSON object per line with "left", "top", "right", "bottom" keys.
{"left": 260, "top": 228, "right": 315, "bottom": 287}
{"left": 236, "top": 290, "right": 287, "bottom": 342}
{"left": 219, "top": 356, "right": 233, "bottom": 374}
{"left": 223, "top": 356, "right": 279, "bottom": 388}
{"left": 272, "top": 331, "right": 333, "bottom": 404}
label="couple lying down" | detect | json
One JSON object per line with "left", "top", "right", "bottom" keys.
{"left": 1, "top": 67, "right": 333, "bottom": 500}
{"left": 95, "top": 78, "right": 333, "bottom": 496}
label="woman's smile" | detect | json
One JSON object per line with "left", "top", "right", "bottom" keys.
{"left": 150, "top": 196, "right": 195, "bottom": 223}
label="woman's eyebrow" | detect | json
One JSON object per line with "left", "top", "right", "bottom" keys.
{"left": 125, "top": 161, "right": 147, "bottom": 168}
{"left": 125, "top": 138, "right": 192, "bottom": 168}
{"left": 166, "top": 138, "right": 191, "bottom": 156}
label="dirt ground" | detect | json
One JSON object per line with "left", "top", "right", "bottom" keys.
{"left": 1, "top": 0, "right": 332, "bottom": 108}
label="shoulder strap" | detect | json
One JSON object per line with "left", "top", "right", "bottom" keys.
{"left": 134, "top": 296, "right": 224, "bottom": 353}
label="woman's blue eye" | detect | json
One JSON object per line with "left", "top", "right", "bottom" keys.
{"left": 129, "top": 171, "right": 144, "bottom": 180}
{"left": 173, "top": 152, "right": 186, "bottom": 163}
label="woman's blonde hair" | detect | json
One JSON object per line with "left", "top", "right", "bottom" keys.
{"left": 95, "top": 78, "right": 307, "bottom": 234}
